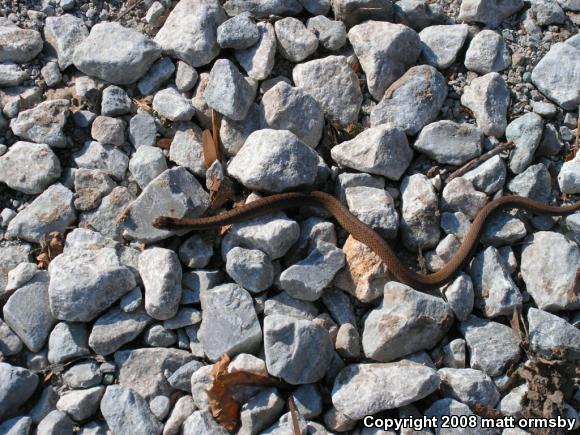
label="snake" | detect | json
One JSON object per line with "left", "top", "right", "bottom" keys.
{"left": 152, "top": 192, "right": 580, "bottom": 297}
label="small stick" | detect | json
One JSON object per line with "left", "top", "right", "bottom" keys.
{"left": 446, "top": 141, "right": 514, "bottom": 184}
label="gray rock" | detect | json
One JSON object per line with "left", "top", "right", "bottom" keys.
{"left": 0, "top": 141, "right": 61, "bottom": 194}
{"left": 442, "top": 177, "right": 488, "bottom": 220}
{"left": 558, "top": 156, "right": 580, "bottom": 194}
{"left": 73, "top": 22, "right": 161, "bottom": 85}
{"left": 44, "top": 15, "right": 88, "bottom": 70}
{"left": 469, "top": 246, "right": 522, "bottom": 318}
{"left": 425, "top": 234, "right": 461, "bottom": 272}
{"left": 41, "top": 62, "right": 62, "bottom": 87}
{"left": 145, "top": 2, "right": 166, "bottom": 27}
{"left": 531, "top": 34, "right": 580, "bottom": 110}
{"left": 345, "top": 186, "right": 399, "bottom": 239}
{"left": 442, "top": 338, "right": 467, "bottom": 369}
{"left": 138, "top": 58, "right": 175, "bottom": 95}
{"left": 115, "top": 347, "right": 194, "bottom": 399}
{"left": 6, "top": 184, "right": 75, "bottom": 243}
{"left": 123, "top": 167, "right": 209, "bottom": 243}
{"left": 532, "top": 101, "right": 558, "bottom": 118}
{"left": 481, "top": 212, "right": 527, "bottom": 247}
{"left": 129, "top": 145, "right": 167, "bottom": 189}
{"left": 205, "top": 59, "right": 254, "bottom": 121}
{"left": 363, "top": 282, "right": 454, "bottom": 362}
{"left": 400, "top": 174, "right": 440, "bottom": 250}
{"left": 62, "top": 360, "right": 102, "bottom": 389}
{"left": 261, "top": 82, "right": 324, "bottom": 148}
{"left": 48, "top": 247, "right": 136, "bottom": 322}
{"left": 219, "top": 103, "right": 261, "bottom": 157}
{"left": 235, "top": 22, "right": 276, "bottom": 81}
{"left": 439, "top": 367, "right": 500, "bottom": 407}
{"left": 371, "top": 65, "right": 447, "bottom": 135}
{"left": 291, "top": 384, "right": 323, "bottom": 419}
{"left": 139, "top": 248, "right": 182, "bottom": 321}
{"left": 226, "top": 247, "right": 274, "bottom": 293}
{"left": 463, "top": 154, "right": 506, "bottom": 194}
{"left": 331, "top": 125, "right": 412, "bottom": 180}
{"left": 217, "top": 13, "right": 260, "bottom": 50}
{"left": 182, "top": 410, "right": 228, "bottom": 435}
{"left": 301, "top": 0, "right": 331, "bottom": 14}
{"left": 461, "top": 72, "right": 510, "bottom": 137}
{"left": 175, "top": 61, "right": 198, "bottom": 92}
{"left": 530, "top": 0, "right": 566, "bottom": 24}
{"left": 425, "top": 398, "right": 497, "bottom": 435}
{"left": 47, "top": 322, "right": 89, "bottom": 364}
{"left": 29, "top": 386, "right": 59, "bottom": 425}
{"left": 414, "top": 121, "right": 483, "bottom": 166}
{"left": 264, "top": 292, "right": 319, "bottom": 321}
{"left": 101, "top": 85, "right": 132, "bottom": 116}
{"left": 37, "top": 410, "right": 73, "bottom": 435}
{"left": 279, "top": 241, "right": 345, "bottom": 301}
{"left": 223, "top": 0, "right": 303, "bottom": 16}
{"left": 228, "top": 129, "right": 319, "bottom": 192}
{"left": 164, "top": 396, "right": 196, "bottom": 435}
{"left": 152, "top": 88, "right": 194, "bottom": 122}
{"left": 0, "top": 25, "right": 43, "bottom": 63}
{"left": 0, "top": 85, "right": 42, "bottom": 118}
{"left": 306, "top": 15, "right": 346, "bottom": 51}
{"left": 89, "top": 307, "right": 151, "bottom": 355}
{"left": 154, "top": 0, "right": 226, "bottom": 67}
{"left": 144, "top": 325, "right": 176, "bottom": 347}
{"left": 190, "top": 72, "right": 212, "bottom": 129}
{"left": 0, "top": 362, "right": 39, "bottom": 420}
{"left": 3, "top": 271, "right": 55, "bottom": 352}
{"left": 264, "top": 314, "right": 333, "bottom": 384}
{"left": 167, "top": 360, "right": 204, "bottom": 392}
{"left": 274, "top": 17, "right": 318, "bottom": 62}
{"left": 506, "top": 113, "right": 544, "bottom": 174}
{"left": 80, "top": 187, "right": 136, "bottom": 241}
{"left": 239, "top": 387, "right": 285, "bottom": 434}
{"left": 199, "top": 283, "right": 261, "bottom": 361}
{"left": 459, "top": 315, "right": 521, "bottom": 376}
{"left": 335, "top": 322, "right": 361, "bottom": 359}
{"left": 10, "top": 99, "right": 69, "bottom": 148}
{"left": 74, "top": 141, "right": 129, "bottom": 181}
{"left": 129, "top": 113, "right": 157, "bottom": 148}
{"left": 465, "top": 30, "right": 511, "bottom": 74}
{"left": 396, "top": 0, "right": 447, "bottom": 30}
{"left": 497, "top": 384, "right": 527, "bottom": 418}
{"left": 149, "top": 395, "right": 170, "bottom": 420}
{"left": 56, "top": 386, "right": 105, "bottom": 421}
{"left": 100, "top": 385, "right": 162, "bottom": 435}
{"left": 78, "top": 421, "right": 110, "bottom": 435}
{"left": 0, "top": 416, "right": 33, "bottom": 435}
{"left": 168, "top": 123, "right": 205, "bottom": 177}
{"left": 332, "top": 361, "right": 439, "bottom": 420}
{"left": 419, "top": 24, "right": 469, "bottom": 69}
{"left": 179, "top": 234, "right": 213, "bottom": 268}
{"left": 528, "top": 308, "right": 580, "bottom": 361}
{"left": 521, "top": 231, "right": 580, "bottom": 311}
{"left": 293, "top": 55, "right": 362, "bottom": 127}
{"left": 507, "top": 163, "right": 552, "bottom": 203}
{"left": 91, "top": 116, "right": 126, "bottom": 147}
{"left": 163, "top": 307, "right": 202, "bottom": 329}
{"left": 0, "top": 244, "right": 31, "bottom": 293}
{"left": 0, "top": 318, "right": 23, "bottom": 356}
{"left": 0, "top": 62, "right": 27, "bottom": 87}
{"left": 349, "top": 21, "right": 421, "bottom": 100}
{"left": 458, "top": 0, "right": 523, "bottom": 28}
{"left": 537, "top": 123, "right": 563, "bottom": 157}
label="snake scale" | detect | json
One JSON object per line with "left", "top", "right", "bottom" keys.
{"left": 153, "top": 192, "right": 580, "bottom": 297}
{"left": 1, "top": 193, "right": 578, "bottom": 312}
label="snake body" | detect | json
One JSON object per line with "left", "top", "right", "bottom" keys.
{"left": 154, "top": 192, "right": 580, "bottom": 296}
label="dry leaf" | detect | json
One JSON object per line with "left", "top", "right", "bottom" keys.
{"left": 157, "top": 138, "right": 172, "bottom": 149}
{"left": 288, "top": 397, "right": 301, "bottom": 435}
{"left": 202, "top": 129, "right": 219, "bottom": 169}
{"left": 471, "top": 403, "right": 504, "bottom": 419}
{"left": 36, "top": 232, "right": 64, "bottom": 269}
{"left": 208, "top": 354, "right": 285, "bottom": 432}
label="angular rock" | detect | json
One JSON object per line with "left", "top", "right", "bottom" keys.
{"left": 182, "top": 410, "right": 228, "bottom": 435}
{"left": 306, "top": 15, "right": 347, "bottom": 51}
{"left": 396, "top": 0, "right": 447, "bottom": 30}
{"left": 371, "top": 65, "right": 447, "bottom": 135}
{"left": 129, "top": 113, "right": 157, "bottom": 148}
{"left": 228, "top": 129, "right": 319, "bottom": 192}
{"left": 129, "top": 145, "right": 167, "bottom": 189}
{"left": 527, "top": 308, "right": 580, "bottom": 361}
{"left": 521, "top": 231, "right": 580, "bottom": 311}
{"left": 217, "top": 13, "right": 259, "bottom": 50}
{"left": 331, "top": 125, "right": 412, "bottom": 180}
{"left": 419, "top": 24, "right": 469, "bottom": 69}
{"left": 441, "top": 177, "right": 488, "bottom": 220}
{"left": 261, "top": 81, "right": 324, "bottom": 148}
{"left": 293, "top": 55, "right": 362, "bottom": 127}
{"left": 0, "top": 318, "right": 23, "bottom": 357}
{"left": 44, "top": 14, "right": 88, "bottom": 69}
{"left": 400, "top": 173, "right": 440, "bottom": 250}
{"left": 465, "top": 30, "right": 511, "bottom": 74}
{"left": 332, "top": 361, "right": 439, "bottom": 420}
{"left": 6, "top": 184, "right": 76, "bottom": 243}
{"left": 154, "top": 0, "right": 226, "bottom": 67}
{"left": 507, "top": 163, "right": 552, "bottom": 203}
{"left": 559, "top": 156, "right": 580, "bottom": 194}
{"left": 481, "top": 212, "right": 527, "bottom": 247}
{"left": 444, "top": 273, "right": 474, "bottom": 322}
{"left": 48, "top": 247, "right": 136, "bottom": 322}
{"left": 56, "top": 386, "right": 105, "bottom": 421}
{"left": 91, "top": 116, "right": 126, "bottom": 146}
{"left": 223, "top": 0, "right": 303, "bottom": 16}
{"left": 414, "top": 121, "right": 483, "bottom": 166}
{"left": 425, "top": 398, "right": 497, "bottom": 434}
{"left": 36, "top": 411, "right": 73, "bottom": 435}
{"left": 0, "top": 141, "right": 61, "bottom": 194}
{"left": 100, "top": 385, "right": 162, "bottom": 435}
{"left": 10, "top": 99, "right": 69, "bottom": 148}
{"left": 138, "top": 58, "right": 175, "bottom": 95}
{"left": 47, "top": 322, "right": 90, "bottom": 364}
{"left": 506, "top": 112, "right": 544, "bottom": 174}
{"left": 459, "top": 0, "right": 524, "bottom": 28}
{"left": 461, "top": 72, "right": 510, "bottom": 137}
{"left": 139, "top": 248, "right": 182, "bottom": 320}
{"left": 152, "top": 88, "right": 194, "bottom": 122}
{"left": 123, "top": 167, "right": 209, "bottom": 243}
{"left": 0, "top": 244, "right": 31, "bottom": 293}
{"left": 463, "top": 154, "right": 507, "bottom": 194}
{"left": 89, "top": 307, "right": 151, "bottom": 355}
{"left": 199, "top": 284, "right": 262, "bottom": 361}
{"left": 363, "top": 282, "right": 454, "bottom": 362}
{"left": 348, "top": 21, "right": 421, "bottom": 100}
{"left": 264, "top": 314, "right": 333, "bottom": 384}
{"left": 235, "top": 22, "right": 276, "bottom": 81}
{"left": 0, "top": 62, "right": 27, "bottom": 87}
{"left": 168, "top": 123, "right": 204, "bottom": 177}
{"left": 204, "top": 59, "right": 254, "bottom": 121}
{"left": 345, "top": 186, "right": 399, "bottom": 238}
{"left": 439, "top": 368, "right": 500, "bottom": 407}
{"left": 101, "top": 85, "right": 132, "bottom": 117}
{"left": 175, "top": 61, "right": 198, "bottom": 92}
{"left": 275, "top": 17, "right": 318, "bottom": 62}
{"left": 0, "top": 362, "right": 39, "bottom": 420}
{"left": 73, "top": 22, "right": 161, "bottom": 85}
{"left": 239, "top": 387, "right": 285, "bottom": 434}
{"left": 73, "top": 141, "right": 129, "bottom": 181}
{"left": 79, "top": 187, "right": 136, "bottom": 241}
{"left": 0, "top": 25, "right": 43, "bottom": 63}
{"left": 226, "top": 247, "right": 274, "bottom": 294}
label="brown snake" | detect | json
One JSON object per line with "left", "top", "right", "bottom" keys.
{"left": 1, "top": 193, "right": 578, "bottom": 312}
{"left": 152, "top": 192, "right": 580, "bottom": 297}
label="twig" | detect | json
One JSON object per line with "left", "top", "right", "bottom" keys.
{"left": 116, "top": 0, "right": 145, "bottom": 21}
{"left": 288, "top": 397, "right": 301, "bottom": 435}
{"left": 446, "top": 141, "right": 514, "bottom": 184}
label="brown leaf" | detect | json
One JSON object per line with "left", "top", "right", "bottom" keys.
{"left": 471, "top": 403, "right": 504, "bottom": 419}
{"left": 211, "top": 109, "right": 220, "bottom": 155}
{"left": 202, "top": 129, "right": 219, "bottom": 169}
{"left": 157, "top": 138, "right": 172, "bottom": 149}
{"left": 36, "top": 232, "right": 64, "bottom": 269}
{"left": 288, "top": 397, "right": 301, "bottom": 435}
{"left": 208, "top": 354, "right": 285, "bottom": 432}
